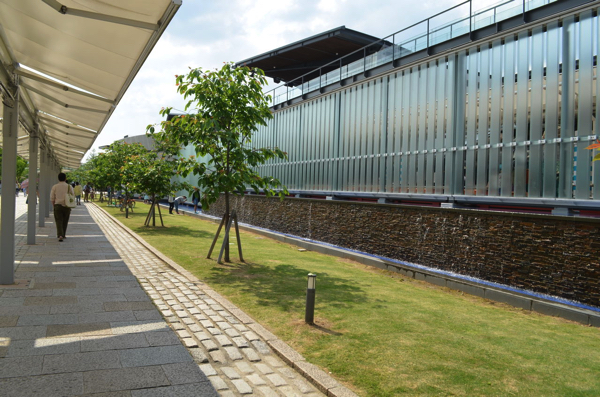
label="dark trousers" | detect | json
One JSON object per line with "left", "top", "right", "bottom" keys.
{"left": 54, "top": 205, "right": 71, "bottom": 237}
{"left": 169, "top": 202, "right": 174, "bottom": 214}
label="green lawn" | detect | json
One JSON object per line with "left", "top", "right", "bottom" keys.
{"left": 103, "top": 203, "right": 600, "bottom": 397}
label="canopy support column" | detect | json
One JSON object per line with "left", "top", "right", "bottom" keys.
{"left": 1, "top": 85, "right": 19, "bottom": 285}
{"left": 27, "top": 129, "right": 39, "bottom": 245}
{"left": 38, "top": 146, "right": 46, "bottom": 227}
{"left": 45, "top": 152, "right": 52, "bottom": 218}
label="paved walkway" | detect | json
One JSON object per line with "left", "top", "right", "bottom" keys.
{"left": 0, "top": 197, "right": 351, "bottom": 396}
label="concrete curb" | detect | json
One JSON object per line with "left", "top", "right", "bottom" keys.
{"left": 181, "top": 209, "right": 600, "bottom": 328}
{"left": 92, "top": 203, "right": 358, "bottom": 397}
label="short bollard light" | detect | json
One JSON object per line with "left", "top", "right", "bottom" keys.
{"left": 305, "top": 273, "right": 317, "bottom": 325}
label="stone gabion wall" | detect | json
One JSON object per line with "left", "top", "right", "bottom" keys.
{"left": 206, "top": 195, "right": 600, "bottom": 308}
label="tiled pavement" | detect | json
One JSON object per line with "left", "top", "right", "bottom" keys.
{"left": 1, "top": 197, "right": 354, "bottom": 397}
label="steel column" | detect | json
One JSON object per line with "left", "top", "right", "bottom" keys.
{"left": 27, "top": 129, "right": 39, "bottom": 245}
{"left": 38, "top": 146, "right": 46, "bottom": 227}
{"left": 1, "top": 87, "right": 19, "bottom": 285}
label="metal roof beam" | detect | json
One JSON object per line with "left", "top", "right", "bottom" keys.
{"left": 21, "top": 83, "right": 109, "bottom": 114}
{"left": 42, "top": 0, "right": 159, "bottom": 31}
{"left": 46, "top": 127, "right": 97, "bottom": 140}
{"left": 14, "top": 68, "right": 115, "bottom": 105}
{"left": 38, "top": 114, "right": 97, "bottom": 135}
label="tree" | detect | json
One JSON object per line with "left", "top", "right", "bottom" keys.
{"left": 16, "top": 157, "right": 28, "bottom": 182}
{"left": 148, "top": 62, "right": 287, "bottom": 263}
{"left": 125, "top": 136, "right": 188, "bottom": 227}
{"left": 0, "top": 149, "right": 29, "bottom": 183}
{"left": 95, "top": 141, "right": 147, "bottom": 218}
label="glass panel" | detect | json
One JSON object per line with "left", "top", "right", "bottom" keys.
{"left": 401, "top": 71, "right": 411, "bottom": 192}
{"left": 488, "top": 39, "right": 503, "bottom": 197}
{"left": 426, "top": 61, "right": 437, "bottom": 194}
{"left": 409, "top": 68, "right": 420, "bottom": 192}
{"left": 393, "top": 73, "right": 404, "bottom": 192}
{"left": 576, "top": 11, "right": 594, "bottom": 199}
{"left": 417, "top": 66, "right": 428, "bottom": 193}
{"left": 544, "top": 21, "right": 560, "bottom": 198}
{"left": 429, "top": 2, "right": 471, "bottom": 46}
{"left": 435, "top": 58, "right": 447, "bottom": 194}
{"left": 514, "top": 31, "right": 529, "bottom": 197}
{"left": 529, "top": 26, "right": 544, "bottom": 197}
{"left": 560, "top": 16, "right": 576, "bottom": 198}
{"left": 595, "top": 8, "right": 600, "bottom": 200}
{"left": 393, "top": 21, "right": 427, "bottom": 59}
{"left": 476, "top": 45, "right": 490, "bottom": 196}
{"left": 501, "top": 36, "right": 515, "bottom": 197}
{"left": 465, "top": 49, "right": 478, "bottom": 196}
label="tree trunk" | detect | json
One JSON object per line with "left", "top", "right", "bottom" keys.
{"left": 125, "top": 189, "right": 129, "bottom": 218}
{"left": 224, "top": 191, "right": 230, "bottom": 262}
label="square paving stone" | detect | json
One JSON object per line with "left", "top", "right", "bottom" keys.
{"left": 79, "top": 311, "right": 137, "bottom": 324}
{"left": 0, "top": 326, "right": 47, "bottom": 340}
{"left": 110, "top": 320, "right": 169, "bottom": 334}
{"left": 182, "top": 338, "right": 198, "bottom": 348}
{"left": 42, "top": 350, "right": 121, "bottom": 374}
{"left": 8, "top": 337, "right": 81, "bottom": 357}
{"left": 254, "top": 363, "right": 274, "bottom": 375}
{"left": 266, "top": 373, "right": 288, "bottom": 387}
{"left": 81, "top": 333, "right": 149, "bottom": 352}
{"left": 246, "top": 373, "right": 267, "bottom": 386}
{"left": 292, "top": 377, "right": 316, "bottom": 394}
{"left": 234, "top": 361, "right": 254, "bottom": 374}
{"left": 83, "top": 366, "right": 169, "bottom": 393}
{"left": 224, "top": 346, "right": 243, "bottom": 361}
{"left": 256, "top": 386, "right": 279, "bottom": 397}
{"left": 17, "top": 314, "right": 78, "bottom": 326}
{"left": 130, "top": 382, "right": 218, "bottom": 397}
{"left": 134, "top": 311, "right": 162, "bottom": 321}
{"left": 188, "top": 348, "right": 209, "bottom": 364}
{"left": 50, "top": 302, "right": 105, "bottom": 315}
{"left": 0, "top": 372, "right": 83, "bottom": 397}
{"left": 32, "top": 282, "right": 76, "bottom": 290}
{"left": 231, "top": 379, "right": 252, "bottom": 394}
{"left": 118, "top": 345, "right": 193, "bottom": 367}
{"left": 47, "top": 323, "right": 113, "bottom": 338}
{"left": 0, "top": 316, "right": 18, "bottom": 327}
{"left": 144, "top": 331, "right": 180, "bottom": 347}
{"left": 241, "top": 348, "right": 261, "bottom": 362}
{"left": 201, "top": 340, "right": 218, "bottom": 352}
{"left": 251, "top": 340, "right": 271, "bottom": 355}
{"left": 162, "top": 362, "right": 209, "bottom": 384}
{"left": 232, "top": 337, "right": 248, "bottom": 348}
{"left": 104, "top": 301, "right": 155, "bottom": 312}
{"left": 199, "top": 364, "right": 217, "bottom": 376}
{"left": 0, "top": 355, "right": 44, "bottom": 378}
{"left": 24, "top": 296, "right": 78, "bottom": 306}
{"left": 215, "top": 334, "right": 232, "bottom": 346}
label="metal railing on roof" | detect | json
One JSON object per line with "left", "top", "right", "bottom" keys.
{"left": 266, "top": 0, "right": 558, "bottom": 107}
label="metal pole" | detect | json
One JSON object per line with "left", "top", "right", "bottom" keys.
{"left": 469, "top": 0, "right": 472, "bottom": 34}
{"left": 38, "top": 145, "right": 46, "bottom": 227}
{"left": 427, "top": 19, "right": 430, "bottom": 51}
{"left": 27, "top": 128, "right": 39, "bottom": 245}
{"left": 1, "top": 86, "right": 19, "bottom": 285}
{"left": 45, "top": 152, "right": 52, "bottom": 218}
{"left": 305, "top": 273, "right": 317, "bottom": 325}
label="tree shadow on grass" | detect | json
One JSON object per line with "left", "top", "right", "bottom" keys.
{"left": 204, "top": 261, "right": 368, "bottom": 314}
{"left": 133, "top": 225, "right": 214, "bottom": 240}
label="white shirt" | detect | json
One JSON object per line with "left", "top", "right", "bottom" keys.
{"left": 50, "top": 181, "right": 74, "bottom": 206}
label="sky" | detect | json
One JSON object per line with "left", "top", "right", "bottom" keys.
{"left": 86, "top": 0, "right": 498, "bottom": 160}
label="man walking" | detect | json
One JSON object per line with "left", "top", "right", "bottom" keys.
{"left": 50, "top": 173, "right": 74, "bottom": 242}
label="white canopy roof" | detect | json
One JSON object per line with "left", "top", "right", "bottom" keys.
{"left": 0, "top": 0, "right": 181, "bottom": 168}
